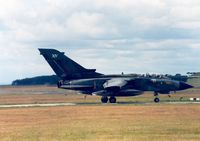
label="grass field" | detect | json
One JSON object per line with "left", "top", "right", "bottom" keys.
{"left": 0, "top": 105, "right": 200, "bottom": 141}
{"left": 0, "top": 85, "right": 200, "bottom": 105}
{"left": 0, "top": 86, "right": 200, "bottom": 141}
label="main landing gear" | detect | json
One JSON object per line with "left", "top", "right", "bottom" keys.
{"left": 101, "top": 96, "right": 108, "bottom": 103}
{"left": 101, "top": 96, "right": 117, "bottom": 103}
{"left": 154, "top": 92, "right": 160, "bottom": 103}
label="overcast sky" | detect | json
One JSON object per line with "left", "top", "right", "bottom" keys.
{"left": 1, "top": 0, "right": 200, "bottom": 84}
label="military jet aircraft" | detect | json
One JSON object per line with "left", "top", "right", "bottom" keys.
{"left": 39, "top": 48, "right": 193, "bottom": 103}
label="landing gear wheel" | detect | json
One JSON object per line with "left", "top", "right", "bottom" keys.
{"left": 154, "top": 97, "right": 160, "bottom": 103}
{"left": 101, "top": 96, "right": 108, "bottom": 103}
{"left": 109, "top": 97, "right": 116, "bottom": 103}
{"left": 57, "top": 81, "right": 62, "bottom": 88}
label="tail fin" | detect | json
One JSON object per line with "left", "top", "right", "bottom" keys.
{"left": 39, "top": 48, "right": 102, "bottom": 80}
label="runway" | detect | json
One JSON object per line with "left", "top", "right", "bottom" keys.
{"left": 0, "top": 101, "right": 199, "bottom": 108}
{"left": 0, "top": 103, "right": 76, "bottom": 108}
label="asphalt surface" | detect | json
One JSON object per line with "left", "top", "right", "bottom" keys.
{"left": 0, "top": 103, "right": 76, "bottom": 108}
{"left": 0, "top": 101, "right": 199, "bottom": 108}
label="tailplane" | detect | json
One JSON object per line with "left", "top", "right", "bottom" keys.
{"left": 39, "top": 48, "right": 102, "bottom": 80}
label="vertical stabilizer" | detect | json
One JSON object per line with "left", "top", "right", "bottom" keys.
{"left": 39, "top": 48, "right": 102, "bottom": 80}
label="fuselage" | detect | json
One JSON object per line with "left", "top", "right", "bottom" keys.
{"left": 61, "top": 76, "right": 192, "bottom": 96}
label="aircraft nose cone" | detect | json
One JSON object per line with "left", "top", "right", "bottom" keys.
{"left": 179, "top": 82, "right": 193, "bottom": 90}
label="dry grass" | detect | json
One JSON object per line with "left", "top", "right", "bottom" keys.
{"left": 0, "top": 86, "right": 96, "bottom": 104}
{"left": 0, "top": 86, "right": 200, "bottom": 141}
{"left": 0, "top": 105, "right": 200, "bottom": 141}
{"left": 0, "top": 85, "right": 200, "bottom": 105}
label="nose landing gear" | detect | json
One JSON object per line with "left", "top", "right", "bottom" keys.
{"left": 154, "top": 92, "right": 160, "bottom": 103}
{"left": 154, "top": 97, "right": 160, "bottom": 103}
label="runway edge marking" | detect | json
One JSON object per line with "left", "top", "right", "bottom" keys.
{"left": 0, "top": 103, "right": 76, "bottom": 108}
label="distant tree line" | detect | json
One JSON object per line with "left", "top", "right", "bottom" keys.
{"left": 12, "top": 75, "right": 60, "bottom": 86}
{"left": 187, "top": 72, "right": 200, "bottom": 76}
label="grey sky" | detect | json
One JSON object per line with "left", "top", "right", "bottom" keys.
{"left": 1, "top": 0, "right": 200, "bottom": 84}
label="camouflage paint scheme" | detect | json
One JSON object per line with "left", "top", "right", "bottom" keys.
{"left": 39, "top": 49, "right": 193, "bottom": 103}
